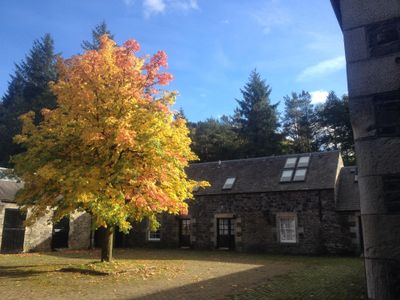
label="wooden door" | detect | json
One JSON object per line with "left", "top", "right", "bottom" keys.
{"left": 1, "top": 209, "right": 26, "bottom": 253}
{"left": 179, "top": 219, "right": 191, "bottom": 247}
{"left": 217, "top": 218, "right": 235, "bottom": 249}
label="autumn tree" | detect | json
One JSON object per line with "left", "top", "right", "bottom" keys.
{"left": 234, "top": 70, "right": 281, "bottom": 157}
{"left": 13, "top": 35, "right": 207, "bottom": 262}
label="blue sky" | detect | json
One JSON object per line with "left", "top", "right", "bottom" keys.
{"left": 0, "top": 0, "right": 347, "bottom": 122}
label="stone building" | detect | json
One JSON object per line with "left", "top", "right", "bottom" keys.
{"left": 123, "top": 151, "right": 362, "bottom": 255}
{"left": 1, "top": 151, "right": 362, "bottom": 255}
{"left": 331, "top": 1, "right": 400, "bottom": 298}
{"left": 0, "top": 178, "right": 91, "bottom": 253}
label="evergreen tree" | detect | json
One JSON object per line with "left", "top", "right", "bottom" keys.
{"left": 282, "top": 91, "right": 317, "bottom": 153}
{"left": 317, "top": 91, "right": 355, "bottom": 164}
{"left": 0, "top": 34, "right": 57, "bottom": 167}
{"left": 82, "top": 21, "right": 114, "bottom": 50}
{"left": 234, "top": 70, "right": 281, "bottom": 157}
{"left": 190, "top": 116, "right": 240, "bottom": 162}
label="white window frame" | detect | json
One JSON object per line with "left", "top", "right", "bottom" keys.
{"left": 148, "top": 228, "right": 161, "bottom": 241}
{"left": 277, "top": 213, "right": 297, "bottom": 244}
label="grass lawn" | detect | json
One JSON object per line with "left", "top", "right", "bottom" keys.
{"left": 0, "top": 249, "right": 366, "bottom": 300}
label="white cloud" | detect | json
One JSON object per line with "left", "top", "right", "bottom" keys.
{"left": 143, "top": 0, "right": 166, "bottom": 17}
{"left": 169, "top": 0, "right": 198, "bottom": 11}
{"left": 310, "top": 90, "right": 329, "bottom": 104}
{"left": 251, "top": 0, "right": 291, "bottom": 34}
{"left": 141, "top": 0, "right": 198, "bottom": 17}
{"left": 297, "top": 56, "right": 345, "bottom": 81}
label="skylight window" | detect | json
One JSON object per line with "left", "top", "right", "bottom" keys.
{"left": 280, "top": 156, "right": 311, "bottom": 183}
{"left": 280, "top": 170, "right": 294, "bottom": 182}
{"left": 284, "top": 158, "right": 297, "bottom": 169}
{"left": 297, "top": 156, "right": 310, "bottom": 168}
{"left": 293, "top": 168, "right": 307, "bottom": 181}
{"left": 223, "top": 177, "right": 236, "bottom": 189}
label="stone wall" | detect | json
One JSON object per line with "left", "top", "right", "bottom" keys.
{"left": 69, "top": 211, "right": 91, "bottom": 250}
{"left": 0, "top": 203, "right": 91, "bottom": 252}
{"left": 127, "top": 189, "right": 359, "bottom": 255}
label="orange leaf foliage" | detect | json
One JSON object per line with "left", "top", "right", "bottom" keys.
{"left": 13, "top": 35, "right": 208, "bottom": 231}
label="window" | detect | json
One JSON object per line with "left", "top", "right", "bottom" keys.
{"left": 277, "top": 214, "right": 297, "bottom": 243}
{"left": 284, "top": 157, "right": 297, "bottom": 169}
{"left": 223, "top": 177, "right": 236, "bottom": 189}
{"left": 293, "top": 168, "right": 307, "bottom": 181}
{"left": 297, "top": 156, "right": 310, "bottom": 168}
{"left": 280, "top": 169, "right": 294, "bottom": 182}
{"left": 148, "top": 229, "right": 161, "bottom": 241}
{"left": 280, "top": 156, "right": 311, "bottom": 183}
{"left": 180, "top": 219, "right": 191, "bottom": 236}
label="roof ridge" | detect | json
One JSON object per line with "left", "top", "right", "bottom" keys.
{"left": 189, "top": 150, "right": 340, "bottom": 166}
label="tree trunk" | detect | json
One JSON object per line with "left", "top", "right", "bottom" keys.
{"left": 101, "top": 226, "right": 114, "bottom": 262}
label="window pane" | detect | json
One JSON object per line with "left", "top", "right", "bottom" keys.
{"left": 284, "top": 158, "right": 297, "bottom": 168}
{"left": 279, "top": 216, "right": 296, "bottom": 243}
{"left": 223, "top": 177, "right": 236, "bottom": 189}
{"left": 298, "top": 156, "right": 310, "bottom": 168}
{"left": 280, "top": 169, "right": 294, "bottom": 182}
{"left": 293, "top": 168, "right": 307, "bottom": 181}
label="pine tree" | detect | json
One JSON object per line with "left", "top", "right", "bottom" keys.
{"left": 282, "top": 91, "right": 317, "bottom": 153}
{"left": 82, "top": 21, "right": 114, "bottom": 50}
{"left": 234, "top": 70, "right": 281, "bottom": 157}
{"left": 317, "top": 91, "right": 355, "bottom": 164}
{"left": 0, "top": 34, "right": 57, "bottom": 167}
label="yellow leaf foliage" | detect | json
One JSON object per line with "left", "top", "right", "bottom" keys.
{"left": 13, "top": 35, "right": 209, "bottom": 231}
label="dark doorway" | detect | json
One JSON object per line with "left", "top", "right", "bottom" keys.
{"left": 52, "top": 217, "right": 69, "bottom": 249}
{"left": 179, "top": 219, "right": 191, "bottom": 248}
{"left": 217, "top": 218, "right": 235, "bottom": 249}
{"left": 94, "top": 227, "right": 106, "bottom": 248}
{"left": 1, "top": 208, "right": 26, "bottom": 253}
{"left": 94, "top": 226, "right": 128, "bottom": 248}
{"left": 114, "top": 227, "right": 128, "bottom": 248}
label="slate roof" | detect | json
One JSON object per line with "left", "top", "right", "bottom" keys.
{"left": 187, "top": 151, "right": 341, "bottom": 195}
{"left": 0, "top": 180, "right": 23, "bottom": 203}
{"left": 336, "top": 167, "right": 360, "bottom": 211}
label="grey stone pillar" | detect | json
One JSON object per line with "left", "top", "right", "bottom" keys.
{"left": 331, "top": 1, "right": 400, "bottom": 299}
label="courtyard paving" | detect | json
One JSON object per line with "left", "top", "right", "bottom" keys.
{"left": 0, "top": 248, "right": 366, "bottom": 299}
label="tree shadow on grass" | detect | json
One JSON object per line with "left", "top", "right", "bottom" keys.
{"left": 0, "top": 265, "right": 50, "bottom": 279}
